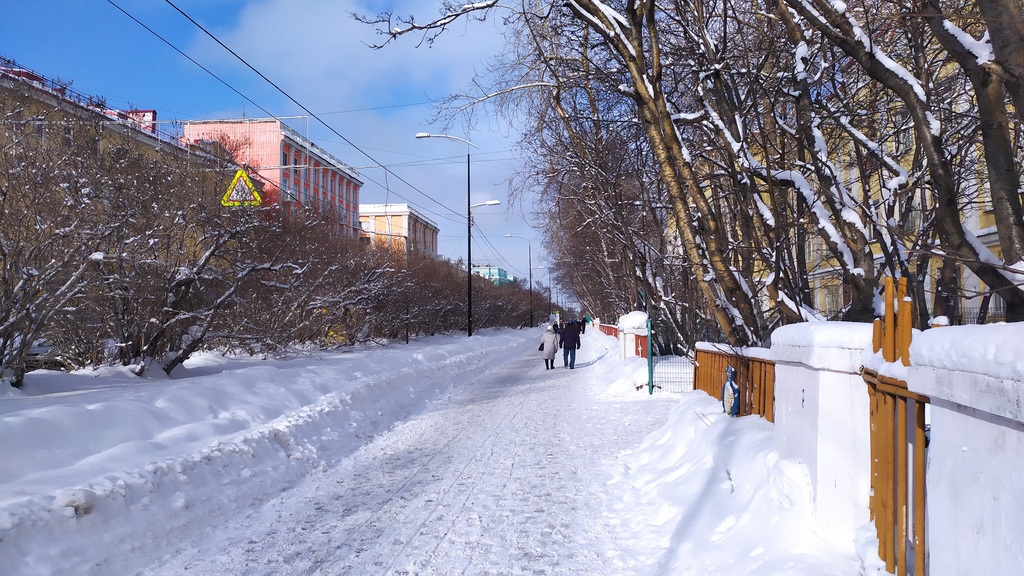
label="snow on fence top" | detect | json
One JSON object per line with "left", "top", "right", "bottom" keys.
{"left": 694, "top": 342, "right": 772, "bottom": 360}
{"left": 910, "top": 324, "right": 1024, "bottom": 382}
{"left": 617, "top": 311, "right": 648, "bottom": 333}
{"left": 771, "top": 321, "right": 875, "bottom": 349}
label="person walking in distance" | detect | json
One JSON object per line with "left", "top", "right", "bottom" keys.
{"left": 540, "top": 324, "right": 559, "bottom": 370}
{"left": 559, "top": 321, "right": 581, "bottom": 369}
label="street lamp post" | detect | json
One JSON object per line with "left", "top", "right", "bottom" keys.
{"left": 536, "top": 265, "right": 551, "bottom": 319}
{"left": 467, "top": 199, "right": 500, "bottom": 335}
{"left": 504, "top": 234, "right": 533, "bottom": 328}
{"left": 415, "top": 132, "right": 499, "bottom": 337}
{"left": 544, "top": 266, "right": 552, "bottom": 315}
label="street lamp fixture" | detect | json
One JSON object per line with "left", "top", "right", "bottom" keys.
{"left": 415, "top": 132, "right": 496, "bottom": 337}
{"left": 505, "top": 234, "right": 534, "bottom": 328}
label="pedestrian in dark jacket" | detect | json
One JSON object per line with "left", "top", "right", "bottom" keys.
{"left": 558, "top": 322, "right": 581, "bottom": 369}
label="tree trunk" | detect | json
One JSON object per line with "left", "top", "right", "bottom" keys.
{"left": 976, "top": 0, "right": 1024, "bottom": 117}
{"left": 785, "top": 0, "right": 1024, "bottom": 322}
{"left": 932, "top": 255, "right": 960, "bottom": 323}
{"left": 566, "top": 0, "right": 764, "bottom": 346}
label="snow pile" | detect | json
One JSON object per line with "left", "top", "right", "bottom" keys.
{"left": 618, "top": 310, "right": 648, "bottom": 332}
{"left": 600, "top": 355, "right": 652, "bottom": 397}
{"left": 910, "top": 323, "right": 1024, "bottom": 381}
{"left": 610, "top": 393, "right": 863, "bottom": 575}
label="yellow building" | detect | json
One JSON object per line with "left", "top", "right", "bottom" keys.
{"left": 358, "top": 204, "right": 439, "bottom": 256}
{"left": 1, "top": 56, "right": 197, "bottom": 163}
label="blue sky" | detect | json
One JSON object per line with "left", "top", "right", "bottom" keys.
{"left": 0, "top": 0, "right": 546, "bottom": 285}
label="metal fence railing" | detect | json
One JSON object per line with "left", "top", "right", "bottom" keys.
{"left": 651, "top": 355, "right": 694, "bottom": 393}
{"left": 598, "top": 322, "right": 694, "bottom": 394}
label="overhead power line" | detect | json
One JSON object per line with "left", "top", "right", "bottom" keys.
{"left": 104, "top": 0, "right": 466, "bottom": 227}
{"left": 160, "top": 0, "right": 462, "bottom": 221}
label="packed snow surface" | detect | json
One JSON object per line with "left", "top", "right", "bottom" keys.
{"left": 1, "top": 328, "right": 865, "bottom": 575}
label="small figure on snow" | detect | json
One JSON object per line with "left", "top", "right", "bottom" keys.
{"left": 722, "top": 365, "right": 739, "bottom": 416}
{"left": 540, "top": 325, "right": 560, "bottom": 370}
{"left": 559, "top": 321, "right": 581, "bottom": 369}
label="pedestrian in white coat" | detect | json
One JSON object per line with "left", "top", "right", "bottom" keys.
{"left": 539, "top": 325, "right": 560, "bottom": 370}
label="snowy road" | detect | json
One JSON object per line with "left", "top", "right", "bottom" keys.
{"left": 142, "top": 339, "right": 676, "bottom": 575}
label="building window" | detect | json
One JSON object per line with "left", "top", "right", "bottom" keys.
{"left": 822, "top": 282, "right": 843, "bottom": 317}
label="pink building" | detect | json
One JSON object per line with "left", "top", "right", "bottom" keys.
{"left": 182, "top": 118, "right": 362, "bottom": 237}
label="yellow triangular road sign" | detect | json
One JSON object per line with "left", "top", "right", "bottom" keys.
{"left": 222, "top": 169, "right": 262, "bottom": 207}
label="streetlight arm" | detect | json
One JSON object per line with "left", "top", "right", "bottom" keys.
{"left": 415, "top": 132, "right": 478, "bottom": 149}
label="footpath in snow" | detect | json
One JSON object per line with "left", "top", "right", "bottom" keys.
{"left": 1, "top": 328, "right": 869, "bottom": 575}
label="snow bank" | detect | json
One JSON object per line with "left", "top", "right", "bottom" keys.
{"left": 771, "top": 321, "right": 874, "bottom": 349}
{"left": 611, "top": 393, "right": 862, "bottom": 575}
{"left": 0, "top": 331, "right": 529, "bottom": 575}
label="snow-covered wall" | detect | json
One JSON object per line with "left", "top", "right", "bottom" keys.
{"left": 770, "top": 322, "right": 874, "bottom": 545}
{"left": 906, "top": 324, "right": 1024, "bottom": 576}
{"left": 617, "top": 311, "right": 648, "bottom": 360}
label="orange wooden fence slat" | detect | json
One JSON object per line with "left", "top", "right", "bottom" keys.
{"left": 693, "top": 348, "right": 775, "bottom": 423}
{"left": 862, "top": 277, "right": 928, "bottom": 575}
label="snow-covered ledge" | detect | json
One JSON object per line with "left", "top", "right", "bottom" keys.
{"left": 770, "top": 322, "right": 874, "bottom": 546}
{"left": 617, "top": 311, "right": 648, "bottom": 360}
{"left": 905, "top": 324, "right": 1024, "bottom": 575}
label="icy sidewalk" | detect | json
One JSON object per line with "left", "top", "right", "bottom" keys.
{"left": 140, "top": 329, "right": 679, "bottom": 575}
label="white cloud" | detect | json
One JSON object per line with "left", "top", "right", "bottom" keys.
{"left": 179, "top": 0, "right": 538, "bottom": 273}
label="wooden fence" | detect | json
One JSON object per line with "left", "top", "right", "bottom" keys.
{"left": 694, "top": 346, "right": 775, "bottom": 422}
{"left": 861, "top": 277, "right": 928, "bottom": 576}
